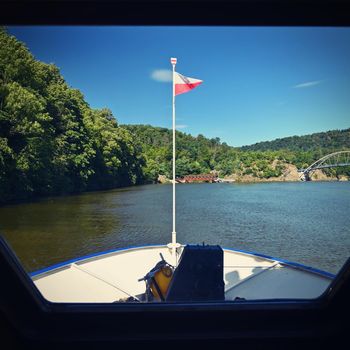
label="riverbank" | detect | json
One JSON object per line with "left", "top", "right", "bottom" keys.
{"left": 1, "top": 165, "right": 347, "bottom": 208}
{"left": 157, "top": 164, "right": 349, "bottom": 184}
{"left": 0, "top": 182, "right": 149, "bottom": 208}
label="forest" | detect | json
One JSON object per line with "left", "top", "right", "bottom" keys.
{"left": 123, "top": 124, "right": 350, "bottom": 182}
{"left": 241, "top": 128, "right": 350, "bottom": 152}
{"left": 0, "top": 28, "right": 144, "bottom": 204}
{"left": 1, "top": 28, "right": 349, "bottom": 204}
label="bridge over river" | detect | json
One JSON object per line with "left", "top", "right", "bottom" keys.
{"left": 298, "top": 151, "right": 350, "bottom": 181}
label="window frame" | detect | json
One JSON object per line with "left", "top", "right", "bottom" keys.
{"left": 1, "top": 0, "right": 349, "bottom": 346}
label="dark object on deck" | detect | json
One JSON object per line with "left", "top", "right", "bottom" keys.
{"left": 166, "top": 244, "right": 225, "bottom": 302}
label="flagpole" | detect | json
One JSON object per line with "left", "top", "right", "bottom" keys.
{"left": 172, "top": 58, "right": 176, "bottom": 252}
{"left": 168, "top": 57, "right": 180, "bottom": 265}
{"left": 166, "top": 59, "right": 202, "bottom": 264}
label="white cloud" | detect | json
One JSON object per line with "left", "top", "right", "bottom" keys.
{"left": 151, "top": 69, "right": 172, "bottom": 82}
{"left": 176, "top": 124, "right": 188, "bottom": 129}
{"left": 293, "top": 80, "right": 322, "bottom": 88}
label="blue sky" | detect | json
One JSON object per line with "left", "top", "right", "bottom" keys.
{"left": 8, "top": 26, "right": 350, "bottom": 147}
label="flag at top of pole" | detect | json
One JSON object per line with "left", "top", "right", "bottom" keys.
{"left": 170, "top": 57, "right": 203, "bottom": 96}
{"left": 168, "top": 58, "right": 202, "bottom": 265}
{"left": 174, "top": 72, "right": 203, "bottom": 95}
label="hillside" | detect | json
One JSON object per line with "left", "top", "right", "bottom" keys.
{"left": 0, "top": 28, "right": 145, "bottom": 204}
{"left": 122, "top": 124, "right": 237, "bottom": 180}
{"left": 241, "top": 128, "right": 350, "bottom": 152}
{"left": 123, "top": 124, "right": 350, "bottom": 182}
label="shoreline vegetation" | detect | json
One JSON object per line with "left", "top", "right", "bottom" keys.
{"left": 1, "top": 29, "right": 349, "bottom": 205}
{"left": 125, "top": 124, "right": 350, "bottom": 186}
{"left": 157, "top": 165, "right": 349, "bottom": 184}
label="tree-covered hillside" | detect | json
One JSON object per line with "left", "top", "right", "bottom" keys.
{"left": 241, "top": 128, "right": 350, "bottom": 152}
{"left": 0, "top": 28, "right": 144, "bottom": 204}
{"left": 123, "top": 124, "right": 350, "bottom": 182}
{"left": 123, "top": 124, "right": 241, "bottom": 179}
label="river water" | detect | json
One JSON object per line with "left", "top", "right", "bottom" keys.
{"left": 0, "top": 182, "right": 349, "bottom": 275}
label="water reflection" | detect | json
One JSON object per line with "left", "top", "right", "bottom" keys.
{"left": 0, "top": 182, "right": 349, "bottom": 274}
{"left": 0, "top": 190, "right": 123, "bottom": 271}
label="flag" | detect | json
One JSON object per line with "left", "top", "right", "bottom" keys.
{"left": 174, "top": 72, "right": 203, "bottom": 96}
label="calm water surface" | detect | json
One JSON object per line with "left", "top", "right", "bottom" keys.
{"left": 0, "top": 182, "right": 349, "bottom": 274}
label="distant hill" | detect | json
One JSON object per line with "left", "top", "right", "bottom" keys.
{"left": 121, "top": 124, "right": 235, "bottom": 179}
{"left": 123, "top": 124, "right": 350, "bottom": 181}
{"left": 240, "top": 128, "right": 350, "bottom": 152}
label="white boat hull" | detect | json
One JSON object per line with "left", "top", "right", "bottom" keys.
{"left": 30, "top": 245, "right": 333, "bottom": 303}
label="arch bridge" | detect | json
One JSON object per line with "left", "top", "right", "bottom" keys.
{"left": 299, "top": 151, "right": 350, "bottom": 181}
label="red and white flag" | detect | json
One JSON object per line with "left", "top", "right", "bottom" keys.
{"left": 174, "top": 72, "right": 203, "bottom": 96}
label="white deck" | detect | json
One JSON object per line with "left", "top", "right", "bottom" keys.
{"left": 32, "top": 246, "right": 332, "bottom": 303}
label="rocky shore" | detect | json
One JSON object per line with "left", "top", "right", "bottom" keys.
{"left": 157, "top": 164, "right": 349, "bottom": 184}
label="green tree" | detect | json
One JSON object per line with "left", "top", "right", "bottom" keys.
{"left": 0, "top": 28, "right": 145, "bottom": 204}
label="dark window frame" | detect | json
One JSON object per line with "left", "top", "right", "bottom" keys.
{"left": 1, "top": 1, "right": 350, "bottom": 347}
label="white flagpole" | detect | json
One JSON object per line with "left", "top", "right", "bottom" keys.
{"left": 172, "top": 59, "right": 176, "bottom": 248}
{"left": 168, "top": 57, "right": 180, "bottom": 265}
